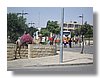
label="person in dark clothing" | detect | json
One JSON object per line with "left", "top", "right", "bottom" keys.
{"left": 69, "top": 38, "right": 72, "bottom": 48}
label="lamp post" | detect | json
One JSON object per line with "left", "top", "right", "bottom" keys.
{"left": 60, "top": 8, "right": 64, "bottom": 63}
{"left": 28, "top": 22, "right": 35, "bottom": 27}
{"left": 17, "top": 10, "right": 28, "bottom": 28}
{"left": 17, "top": 10, "right": 28, "bottom": 35}
{"left": 28, "top": 22, "right": 35, "bottom": 38}
{"left": 17, "top": 10, "right": 28, "bottom": 18}
{"left": 79, "top": 14, "right": 84, "bottom": 54}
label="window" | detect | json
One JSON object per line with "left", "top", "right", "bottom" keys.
{"left": 63, "top": 24, "right": 67, "bottom": 27}
{"left": 68, "top": 24, "right": 74, "bottom": 28}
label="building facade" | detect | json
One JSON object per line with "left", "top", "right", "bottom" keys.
{"left": 63, "top": 21, "right": 81, "bottom": 32}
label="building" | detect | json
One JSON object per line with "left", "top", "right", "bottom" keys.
{"left": 63, "top": 21, "right": 81, "bottom": 32}
{"left": 58, "top": 21, "right": 81, "bottom": 38}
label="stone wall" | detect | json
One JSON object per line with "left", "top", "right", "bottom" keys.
{"left": 28, "top": 44, "right": 56, "bottom": 58}
{"left": 7, "top": 44, "right": 56, "bottom": 61}
{"left": 7, "top": 45, "right": 15, "bottom": 61}
{"left": 7, "top": 44, "right": 28, "bottom": 61}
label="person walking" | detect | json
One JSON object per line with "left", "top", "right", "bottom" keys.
{"left": 69, "top": 38, "right": 72, "bottom": 48}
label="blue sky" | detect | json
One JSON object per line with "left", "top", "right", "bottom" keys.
{"left": 7, "top": 7, "right": 93, "bottom": 28}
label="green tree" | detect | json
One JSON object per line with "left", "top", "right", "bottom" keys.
{"left": 74, "top": 28, "right": 80, "bottom": 36}
{"left": 84, "top": 22, "right": 93, "bottom": 45}
{"left": 46, "top": 20, "right": 60, "bottom": 35}
{"left": 7, "top": 13, "right": 28, "bottom": 42}
{"left": 28, "top": 27, "right": 38, "bottom": 37}
{"left": 40, "top": 28, "right": 50, "bottom": 37}
{"left": 74, "top": 22, "right": 93, "bottom": 46}
{"left": 71, "top": 32, "right": 75, "bottom": 38}
{"left": 83, "top": 22, "right": 93, "bottom": 38}
{"left": 74, "top": 22, "right": 93, "bottom": 38}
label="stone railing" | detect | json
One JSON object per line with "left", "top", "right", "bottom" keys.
{"left": 7, "top": 44, "right": 56, "bottom": 61}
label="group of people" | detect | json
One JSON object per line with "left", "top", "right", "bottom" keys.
{"left": 63, "top": 37, "right": 82, "bottom": 48}
{"left": 63, "top": 37, "right": 72, "bottom": 48}
{"left": 16, "top": 31, "right": 81, "bottom": 48}
{"left": 48, "top": 36, "right": 72, "bottom": 47}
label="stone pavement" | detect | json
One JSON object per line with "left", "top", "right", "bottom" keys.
{"left": 7, "top": 51, "right": 93, "bottom": 70}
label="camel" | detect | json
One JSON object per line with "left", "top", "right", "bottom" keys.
{"left": 14, "top": 35, "right": 33, "bottom": 59}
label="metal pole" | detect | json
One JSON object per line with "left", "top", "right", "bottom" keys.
{"left": 81, "top": 14, "right": 84, "bottom": 54}
{"left": 38, "top": 12, "right": 40, "bottom": 27}
{"left": 22, "top": 10, "right": 24, "bottom": 18}
{"left": 60, "top": 8, "right": 64, "bottom": 63}
{"left": 17, "top": 10, "right": 28, "bottom": 32}
{"left": 82, "top": 14, "right": 83, "bottom": 25}
{"left": 28, "top": 22, "right": 35, "bottom": 27}
{"left": 17, "top": 10, "right": 28, "bottom": 18}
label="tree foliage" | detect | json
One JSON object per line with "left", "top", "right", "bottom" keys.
{"left": 7, "top": 13, "right": 27, "bottom": 42}
{"left": 40, "top": 20, "right": 60, "bottom": 37}
{"left": 27, "top": 27, "right": 38, "bottom": 37}
{"left": 83, "top": 22, "right": 93, "bottom": 38}
{"left": 74, "top": 22, "right": 93, "bottom": 38}
{"left": 7, "top": 13, "right": 38, "bottom": 42}
{"left": 71, "top": 32, "right": 75, "bottom": 38}
{"left": 46, "top": 20, "right": 60, "bottom": 35}
{"left": 40, "top": 28, "right": 50, "bottom": 37}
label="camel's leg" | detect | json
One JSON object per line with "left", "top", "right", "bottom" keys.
{"left": 14, "top": 46, "right": 18, "bottom": 59}
{"left": 18, "top": 46, "right": 21, "bottom": 58}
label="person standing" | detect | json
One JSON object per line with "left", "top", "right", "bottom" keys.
{"left": 63, "top": 38, "right": 67, "bottom": 48}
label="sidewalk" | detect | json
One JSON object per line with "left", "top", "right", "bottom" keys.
{"left": 7, "top": 51, "right": 93, "bottom": 69}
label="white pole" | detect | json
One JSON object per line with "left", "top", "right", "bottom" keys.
{"left": 60, "top": 8, "right": 64, "bottom": 63}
